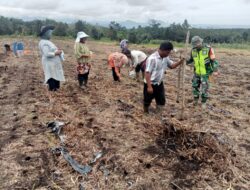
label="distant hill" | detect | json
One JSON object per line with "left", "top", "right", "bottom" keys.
{"left": 9, "top": 15, "right": 250, "bottom": 29}
{"left": 90, "top": 20, "right": 250, "bottom": 29}
{"left": 192, "top": 24, "right": 250, "bottom": 29}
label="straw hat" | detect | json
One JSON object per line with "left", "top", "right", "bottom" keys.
{"left": 75, "top": 31, "right": 89, "bottom": 42}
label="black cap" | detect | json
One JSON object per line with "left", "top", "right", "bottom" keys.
{"left": 39, "top": 25, "right": 55, "bottom": 37}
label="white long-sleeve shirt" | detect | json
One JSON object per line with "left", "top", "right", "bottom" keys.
{"left": 39, "top": 39, "right": 65, "bottom": 83}
{"left": 130, "top": 50, "right": 147, "bottom": 67}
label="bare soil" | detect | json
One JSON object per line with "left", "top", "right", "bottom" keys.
{"left": 0, "top": 38, "right": 249, "bottom": 190}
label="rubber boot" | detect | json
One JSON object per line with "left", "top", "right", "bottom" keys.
{"left": 144, "top": 105, "right": 149, "bottom": 113}
{"left": 193, "top": 98, "right": 199, "bottom": 106}
{"left": 136, "top": 72, "right": 140, "bottom": 82}
{"left": 79, "top": 79, "right": 83, "bottom": 87}
{"left": 202, "top": 103, "right": 206, "bottom": 110}
{"left": 201, "top": 102, "right": 209, "bottom": 115}
{"left": 83, "top": 80, "right": 88, "bottom": 88}
{"left": 156, "top": 105, "right": 164, "bottom": 113}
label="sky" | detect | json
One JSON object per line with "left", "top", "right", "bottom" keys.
{"left": 0, "top": 0, "right": 250, "bottom": 26}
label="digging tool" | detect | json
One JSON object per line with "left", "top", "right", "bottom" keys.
{"left": 174, "top": 49, "right": 184, "bottom": 103}
{"left": 180, "top": 30, "right": 190, "bottom": 120}
{"left": 176, "top": 66, "right": 181, "bottom": 103}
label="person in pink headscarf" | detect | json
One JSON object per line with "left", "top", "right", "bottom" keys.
{"left": 108, "top": 52, "right": 128, "bottom": 82}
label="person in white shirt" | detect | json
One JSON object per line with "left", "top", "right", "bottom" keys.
{"left": 144, "top": 42, "right": 184, "bottom": 113}
{"left": 123, "top": 50, "right": 147, "bottom": 81}
{"left": 38, "top": 25, "right": 65, "bottom": 92}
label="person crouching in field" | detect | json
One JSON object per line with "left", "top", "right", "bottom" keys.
{"left": 38, "top": 25, "right": 65, "bottom": 96}
{"left": 108, "top": 52, "right": 128, "bottom": 82}
{"left": 123, "top": 49, "right": 147, "bottom": 81}
{"left": 144, "top": 42, "right": 185, "bottom": 114}
{"left": 74, "top": 31, "right": 92, "bottom": 90}
{"left": 187, "top": 36, "right": 219, "bottom": 110}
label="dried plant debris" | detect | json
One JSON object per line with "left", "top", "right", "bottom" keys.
{"left": 117, "top": 99, "right": 135, "bottom": 112}
{"left": 144, "top": 120, "right": 242, "bottom": 189}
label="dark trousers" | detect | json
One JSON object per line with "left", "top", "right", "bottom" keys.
{"left": 78, "top": 72, "right": 89, "bottom": 86}
{"left": 112, "top": 67, "right": 120, "bottom": 81}
{"left": 143, "top": 82, "right": 166, "bottom": 107}
{"left": 47, "top": 78, "right": 60, "bottom": 91}
{"left": 135, "top": 63, "right": 144, "bottom": 73}
{"left": 135, "top": 60, "right": 146, "bottom": 73}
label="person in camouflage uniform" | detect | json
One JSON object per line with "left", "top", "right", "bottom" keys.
{"left": 187, "top": 36, "right": 219, "bottom": 109}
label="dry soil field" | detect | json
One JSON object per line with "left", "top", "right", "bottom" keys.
{"left": 0, "top": 38, "right": 249, "bottom": 190}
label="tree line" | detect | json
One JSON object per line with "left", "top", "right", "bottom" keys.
{"left": 0, "top": 16, "right": 249, "bottom": 44}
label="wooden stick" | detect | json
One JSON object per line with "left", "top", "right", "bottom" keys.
{"left": 171, "top": 182, "right": 184, "bottom": 190}
{"left": 176, "top": 67, "right": 181, "bottom": 103}
{"left": 176, "top": 52, "right": 182, "bottom": 103}
{"left": 180, "top": 30, "right": 190, "bottom": 120}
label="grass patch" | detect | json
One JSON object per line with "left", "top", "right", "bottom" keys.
{"left": 214, "top": 43, "right": 250, "bottom": 50}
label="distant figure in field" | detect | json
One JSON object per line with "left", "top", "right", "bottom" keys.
{"left": 120, "top": 39, "right": 129, "bottom": 53}
{"left": 38, "top": 25, "right": 65, "bottom": 94}
{"left": 123, "top": 49, "right": 147, "bottom": 81}
{"left": 187, "top": 36, "right": 219, "bottom": 110}
{"left": 144, "top": 42, "right": 184, "bottom": 113}
{"left": 13, "top": 41, "right": 24, "bottom": 57}
{"left": 108, "top": 52, "right": 129, "bottom": 82}
{"left": 4, "top": 44, "right": 11, "bottom": 56}
{"left": 74, "top": 31, "right": 92, "bottom": 90}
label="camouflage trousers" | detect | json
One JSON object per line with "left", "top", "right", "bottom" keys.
{"left": 192, "top": 74, "right": 209, "bottom": 103}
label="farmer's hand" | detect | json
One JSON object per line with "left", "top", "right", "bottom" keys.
{"left": 55, "top": 50, "right": 62, "bottom": 55}
{"left": 117, "top": 73, "right": 121, "bottom": 81}
{"left": 147, "top": 86, "right": 153, "bottom": 94}
{"left": 213, "top": 72, "right": 219, "bottom": 77}
{"left": 90, "top": 51, "right": 93, "bottom": 58}
{"left": 118, "top": 76, "right": 121, "bottom": 82}
{"left": 179, "top": 57, "right": 185, "bottom": 64}
{"left": 81, "top": 54, "right": 90, "bottom": 58}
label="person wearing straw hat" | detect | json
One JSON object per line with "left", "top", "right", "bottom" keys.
{"left": 38, "top": 25, "right": 65, "bottom": 93}
{"left": 187, "top": 36, "right": 219, "bottom": 110}
{"left": 74, "top": 31, "right": 92, "bottom": 89}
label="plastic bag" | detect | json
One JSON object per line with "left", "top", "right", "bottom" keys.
{"left": 129, "top": 70, "right": 136, "bottom": 78}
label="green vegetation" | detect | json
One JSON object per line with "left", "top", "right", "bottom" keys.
{"left": 215, "top": 43, "right": 250, "bottom": 50}
{"left": 0, "top": 16, "right": 250, "bottom": 46}
{"left": 137, "top": 42, "right": 250, "bottom": 50}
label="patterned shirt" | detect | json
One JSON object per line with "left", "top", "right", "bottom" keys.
{"left": 74, "top": 42, "right": 91, "bottom": 64}
{"left": 108, "top": 52, "right": 128, "bottom": 68}
{"left": 144, "top": 51, "right": 173, "bottom": 85}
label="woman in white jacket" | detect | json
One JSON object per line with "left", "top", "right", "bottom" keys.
{"left": 38, "top": 25, "right": 65, "bottom": 92}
